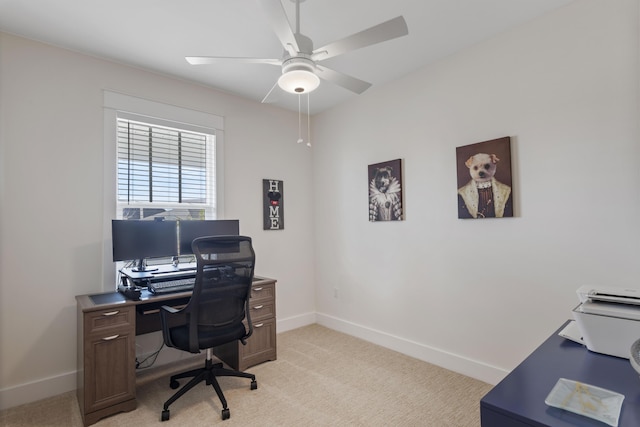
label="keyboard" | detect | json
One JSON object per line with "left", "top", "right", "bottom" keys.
{"left": 148, "top": 277, "right": 195, "bottom": 294}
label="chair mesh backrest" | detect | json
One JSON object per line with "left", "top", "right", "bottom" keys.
{"left": 189, "top": 235, "right": 255, "bottom": 333}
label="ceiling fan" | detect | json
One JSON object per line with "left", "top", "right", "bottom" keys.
{"left": 186, "top": 0, "right": 409, "bottom": 102}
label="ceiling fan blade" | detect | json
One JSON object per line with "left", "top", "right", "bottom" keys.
{"left": 261, "top": 80, "right": 281, "bottom": 104}
{"left": 312, "top": 16, "right": 408, "bottom": 61}
{"left": 315, "top": 65, "right": 372, "bottom": 94}
{"left": 257, "top": 0, "right": 299, "bottom": 55}
{"left": 186, "top": 56, "right": 281, "bottom": 65}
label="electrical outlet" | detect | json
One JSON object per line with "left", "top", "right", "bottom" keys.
{"left": 333, "top": 287, "right": 339, "bottom": 298}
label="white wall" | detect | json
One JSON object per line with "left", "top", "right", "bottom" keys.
{"left": 0, "top": 33, "right": 316, "bottom": 408}
{"left": 312, "top": 0, "right": 640, "bottom": 384}
{"left": 1, "top": 0, "right": 638, "bottom": 411}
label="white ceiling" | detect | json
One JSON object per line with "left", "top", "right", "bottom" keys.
{"left": 0, "top": 0, "right": 575, "bottom": 114}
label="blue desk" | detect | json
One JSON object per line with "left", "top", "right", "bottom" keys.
{"left": 481, "top": 321, "right": 640, "bottom": 426}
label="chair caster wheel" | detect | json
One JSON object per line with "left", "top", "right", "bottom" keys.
{"left": 221, "top": 408, "right": 230, "bottom": 420}
{"left": 251, "top": 380, "right": 258, "bottom": 390}
{"left": 161, "top": 409, "right": 170, "bottom": 421}
{"left": 170, "top": 379, "right": 180, "bottom": 389}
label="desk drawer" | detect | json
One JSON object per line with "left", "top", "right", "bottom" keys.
{"left": 241, "top": 318, "right": 277, "bottom": 369}
{"left": 85, "top": 307, "right": 134, "bottom": 335}
{"left": 78, "top": 304, "right": 136, "bottom": 423}
{"left": 214, "top": 279, "right": 277, "bottom": 371}
{"left": 248, "top": 300, "right": 275, "bottom": 322}
{"left": 250, "top": 282, "right": 275, "bottom": 302}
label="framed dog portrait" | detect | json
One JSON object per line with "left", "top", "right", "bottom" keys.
{"left": 456, "top": 137, "right": 513, "bottom": 219}
{"left": 368, "top": 159, "right": 403, "bottom": 222}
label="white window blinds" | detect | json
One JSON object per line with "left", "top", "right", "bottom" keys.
{"left": 118, "top": 119, "right": 210, "bottom": 204}
{"left": 117, "top": 118, "right": 214, "bottom": 207}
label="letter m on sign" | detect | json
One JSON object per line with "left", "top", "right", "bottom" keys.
{"left": 263, "top": 179, "right": 284, "bottom": 230}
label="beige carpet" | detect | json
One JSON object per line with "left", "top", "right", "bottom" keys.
{"left": 0, "top": 324, "right": 492, "bottom": 426}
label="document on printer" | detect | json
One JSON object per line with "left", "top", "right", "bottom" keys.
{"left": 558, "top": 320, "right": 584, "bottom": 345}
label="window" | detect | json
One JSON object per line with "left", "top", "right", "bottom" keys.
{"left": 116, "top": 117, "right": 216, "bottom": 221}
{"left": 103, "top": 91, "right": 225, "bottom": 290}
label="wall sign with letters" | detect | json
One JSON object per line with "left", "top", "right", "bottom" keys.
{"left": 263, "top": 179, "right": 284, "bottom": 230}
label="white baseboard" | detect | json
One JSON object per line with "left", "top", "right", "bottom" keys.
{"left": 0, "top": 313, "right": 318, "bottom": 411}
{"left": 1, "top": 311, "right": 506, "bottom": 411}
{"left": 0, "top": 370, "right": 77, "bottom": 411}
{"left": 276, "top": 311, "right": 317, "bottom": 333}
{"left": 315, "top": 312, "right": 508, "bottom": 386}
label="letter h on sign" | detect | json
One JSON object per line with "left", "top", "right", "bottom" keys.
{"left": 263, "top": 179, "right": 284, "bottom": 230}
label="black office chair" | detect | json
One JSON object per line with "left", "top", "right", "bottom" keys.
{"left": 159, "top": 235, "right": 258, "bottom": 422}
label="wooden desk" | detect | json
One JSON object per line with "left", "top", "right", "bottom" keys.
{"left": 76, "top": 276, "right": 276, "bottom": 426}
{"left": 481, "top": 321, "right": 640, "bottom": 426}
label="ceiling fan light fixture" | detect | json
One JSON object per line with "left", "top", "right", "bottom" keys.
{"left": 278, "top": 58, "right": 320, "bottom": 94}
{"left": 278, "top": 69, "right": 319, "bottom": 94}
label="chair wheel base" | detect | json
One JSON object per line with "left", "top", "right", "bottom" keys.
{"left": 251, "top": 380, "right": 258, "bottom": 390}
{"left": 161, "top": 409, "right": 170, "bottom": 421}
{"left": 222, "top": 408, "right": 230, "bottom": 420}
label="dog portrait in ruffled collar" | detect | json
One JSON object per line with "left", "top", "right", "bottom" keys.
{"left": 456, "top": 138, "right": 514, "bottom": 219}
{"left": 368, "top": 159, "right": 403, "bottom": 222}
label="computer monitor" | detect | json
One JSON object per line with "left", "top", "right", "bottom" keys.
{"left": 178, "top": 220, "right": 240, "bottom": 255}
{"left": 111, "top": 219, "right": 178, "bottom": 271}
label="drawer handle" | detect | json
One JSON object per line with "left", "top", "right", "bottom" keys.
{"left": 253, "top": 305, "right": 264, "bottom": 310}
{"left": 102, "top": 311, "right": 119, "bottom": 316}
{"left": 102, "top": 334, "right": 120, "bottom": 341}
{"left": 253, "top": 287, "right": 263, "bottom": 292}
{"left": 254, "top": 323, "right": 264, "bottom": 328}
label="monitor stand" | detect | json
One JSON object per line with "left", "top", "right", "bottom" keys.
{"left": 132, "top": 258, "right": 158, "bottom": 272}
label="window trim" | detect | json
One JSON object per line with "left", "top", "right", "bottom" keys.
{"left": 102, "top": 91, "right": 225, "bottom": 290}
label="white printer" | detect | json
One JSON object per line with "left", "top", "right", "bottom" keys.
{"left": 573, "top": 285, "right": 640, "bottom": 359}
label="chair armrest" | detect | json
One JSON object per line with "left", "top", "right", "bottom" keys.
{"left": 160, "top": 305, "right": 182, "bottom": 348}
{"left": 241, "top": 298, "right": 253, "bottom": 345}
{"left": 161, "top": 305, "right": 180, "bottom": 314}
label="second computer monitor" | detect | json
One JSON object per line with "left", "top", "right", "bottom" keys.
{"left": 178, "top": 220, "right": 240, "bottom": 255}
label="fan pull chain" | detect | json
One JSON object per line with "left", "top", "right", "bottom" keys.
{"left": 306, "top": 93, "right": 311, "bottom": 147}
{"left": 297, "top": 94, "right": 303, "bottom": 144}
